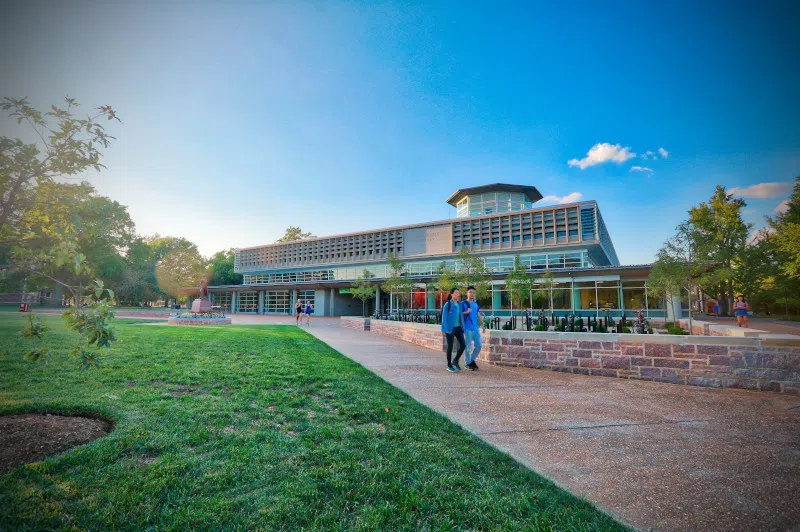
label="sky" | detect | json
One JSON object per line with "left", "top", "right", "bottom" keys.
{"left": 1, "top": 0, "right": 798, "bottom": 264}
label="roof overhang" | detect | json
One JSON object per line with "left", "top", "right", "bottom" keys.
{"left": 446, "top": 183, "right": 544, "bottom": 207}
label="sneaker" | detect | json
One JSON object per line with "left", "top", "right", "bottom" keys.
{"left": 470, "top": 362, "right": 479, "bottom": 370}
{"left": 447, "top": 365, "right": 457, "bottom": 373}
{"left": 453, "top": 362, "right": 462, "bottom": 372}
{"left": 466, "top": 362, "right": 476, "bottom": 371}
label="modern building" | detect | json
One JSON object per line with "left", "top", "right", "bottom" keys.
{"left": 208, "top": 184, "right": 661, "bottom": 317}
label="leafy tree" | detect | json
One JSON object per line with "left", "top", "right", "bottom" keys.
{"left": 431, "top": 261, "right": 459, "bottom": 309}
{"left": 9, "top": 180, "right": 134, "bottom": 307}
{"left": 453, "top": 247, "right": 490, "bottom": 300}
{"left": 155, "top": 240, "right": 209, "bottom": 302}
{"left": 505, "top": 256, "right": 532, "bottom": 317}
{"left": 0, "top": 96, "right": 119, "bottom": 237}
{"left": 687, "top": 186, "right": 750, "bottom": 315}
{"left": 381, "top": 254, "right": 414, "bottom": 309}
{"left": 277, "top": 226, "right": 315, "bottom": 242}
{"left": 648, "top": 222, "right": 705, "bottom": 329}
{"left": 209, "top": 249, "right": 243, "bottom": 286}
{"left": 767, "top": 176, "right": 800, "bottom": 280}
{"left": 732, "top": 232, "right": 773, "bottom": 306}
{"left": 350, "top": 269, "right": 376, "bottom": 316}
{"left": 537, "top": 268, "right": 556, "bottom": 316}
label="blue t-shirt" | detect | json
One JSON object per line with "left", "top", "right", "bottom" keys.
{"left": 461, "top": 300, "right": 480, "bottom": 331}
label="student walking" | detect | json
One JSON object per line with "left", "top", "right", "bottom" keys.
{"left": 295, "top": 299, "right": 303, "bottom": 324}
{"left": 304, "top": 301, "right": 314, "bottom": 326}
{"left": 734, "top": 295, "right": 750, "bottom": 328}
{"left": 461, "top": 285, "right": 484, "bottom": 370}
{"left": 441, "top": 289, "right": 466, "bottom": 372}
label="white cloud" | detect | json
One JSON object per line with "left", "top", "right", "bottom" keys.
{"left": 641, "top": 150, "right": 654, "bottom": 160}
{"left": 630, "top": 166, "right": 653, "bottom": 175}
{"left": 658, "top": 147, "right": 669, "bottom": 158}
{"left": 748, "top": 227, "right": 775, "bottom": 244}
{"left": 540, "top": 192, "right": 583, "bottom": 204}
{"left": 568, "top": 143, "right": 636, "bottom": 170}
{"left": 775, "top": 199, "right": 790, "bottom": 214}
{"left": 729, "top": 182, "right": 792, "bottom": 199}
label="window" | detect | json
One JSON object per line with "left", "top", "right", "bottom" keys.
{"left": 238, "top": 291, "right": 258, "bottom": 313}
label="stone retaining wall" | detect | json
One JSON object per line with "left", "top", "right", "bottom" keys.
{"left": 340, "top": 317, "right": 800, "bottom": 395}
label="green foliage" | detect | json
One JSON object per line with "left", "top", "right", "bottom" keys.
{"left": 767, "top": 176, "right": 800, "bottom": 280}
{"left": 622, "top": 327, "right": 632, "bottom": 333}
{"left": 505, "top": 256, "right": 532, "bottom": 310}
{"left": 454, "top": 247, "right": 491, "bottom": 300}
{"left": 20, "top": 313, "right": 49, "bottom": 362}
{"left": 381, "top": 254, "right": 414, "bottom": 300}
{"left": 0, "top": 315, "right": 623, "bottom": 530}
{"left": 349, "top": 269, "right": 376, "bottom": 316}
{"left": 648, "top": 222, "right": 705, "bottom": 303}
{"left": 154, "top": 239, "right": 209, "bottom": 300}
{"left": 534, "top": 324, "right": 547, "bottom": 331}
{"left": 0, "top": 96, "right": 119, "bottom": 238}
{"left": 664, "top": 322, "right": 689, "bottom": 335}
{"left": 61, "top": 281, "right": 116, "bottom": 369}
{"left": 276, "top": 226, "right": 315, "bottom": 242}
{"left": 208, "top": 249, "right": 243, "bottom": 286}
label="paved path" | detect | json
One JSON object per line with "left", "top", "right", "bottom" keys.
{"left": 298, "top": 318, "right": 800, "bottom": 532}
{"left": 698, "top": 316, "right": 800, "bottom": 336}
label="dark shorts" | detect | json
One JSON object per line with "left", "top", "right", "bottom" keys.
{"left": 296, "top": 308, "right": 302, "bottom": 315}
{"left": 735, "top": 310, "right": 748, "bottom": 317}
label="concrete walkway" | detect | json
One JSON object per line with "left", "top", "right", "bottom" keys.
{"left": 297, "top": 318, "right": 800, "bottom": 532}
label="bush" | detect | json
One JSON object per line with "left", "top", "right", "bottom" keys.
{"left": 622, "top": 327, "right": 632, "bottom": 333}
{"left": 665, "top": 322, "right": 689, "bottom": 335}
{"left": 534, "top": 324, "right": 547, "bottom": 331}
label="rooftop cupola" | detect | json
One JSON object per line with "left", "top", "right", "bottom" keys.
{"left": 446, "top": 184, "right": 543, "bottom": 218}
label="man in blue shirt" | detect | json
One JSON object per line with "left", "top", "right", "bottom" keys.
{"left": 441, "top": 288, "right": 466, "bottom": 372}
{"left": 461, "top": 286, "right": 484, "bottom": 370}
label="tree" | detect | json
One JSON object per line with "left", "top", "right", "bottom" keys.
{"left": 1, "top": 96, "right": 119, "bottom": 237}
{"left": 381, "top": 254, "right": 414, "bottom": 310}
{"left": 432, "top": 261, "right": 459, "bottom": 309}
{"left": 154, "top": 241, "right": 208, "bottom": 302}
{"left": 767, "top": 176, "right": 800, "bottom": 280}
{"left": 687, "top": 186, "right": 750, "bottom": 315}
{"left": 537, "top": 268, "right": 556, "bottom": 316}
{"left": 648, "top": 222, "right": 706, "bottom": 330}
{"left": 277, "top": 226, "right": 315, "bottom": 242}
{"left": 350, "top": 269, "right": 376, "bottom": 316}
{"left": 453, "top": 247, "right": 490, "bottom": 300}
{"left": 505, "top": 256, "right": 532, "bottom": 320}
{"left": 209, "top": 249, "right": 243, "bottom": 286}
{"left": 732, "top": 233, "right": 773, "bottom": 306}
{"left": 9, "top": 180, "right": 134, "bottom": 308}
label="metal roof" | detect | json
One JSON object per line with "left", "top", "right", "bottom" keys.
{"left": 445, "top": 183, "right": 544, "bottom": 206}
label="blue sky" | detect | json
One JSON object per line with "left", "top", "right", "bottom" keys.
{"left": 1, "top": 1, "right": 798, "bottom": 263}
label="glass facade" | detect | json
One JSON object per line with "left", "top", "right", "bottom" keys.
{"left": 237, "top": 291, "right": 258, "bottom": 313}
{"left": 242, "top": 251, "right": 591, "bottom": 285}
{"left": 457, "top": 191, "right": 534, "bottom": 218}
{"left": 266, "top": 291, "right": 290, "bottom": 313}
{"left": 211, "top": 292, "right": 232, "bottom": 312}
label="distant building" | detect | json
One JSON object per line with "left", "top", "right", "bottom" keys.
{"left": 209, "top": 184, "right": 658, "bottom": 316}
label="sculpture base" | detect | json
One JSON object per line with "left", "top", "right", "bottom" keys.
{"left": 191, "top": 297, "right": 212, "bottom": 313}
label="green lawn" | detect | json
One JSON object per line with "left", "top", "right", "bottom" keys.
{"left": 0, "top": 313, "right": 623, "bottom": 530}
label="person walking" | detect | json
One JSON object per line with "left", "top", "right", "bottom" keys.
{"left": 295, "top": 298, "right": 303, "bottom": 324}
{"left": 461, "top": 285, "right": 484, "bottom": 370}
{"left": 441, "top": 289, "right": 466, "bottom": 372}
{"left": 304, "top": 300, "right": 314, "bottom": 326}
{"left": 734, "top": 295, "right": 750, "bottom": 328}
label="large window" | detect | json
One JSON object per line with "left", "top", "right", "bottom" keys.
{"left": 238, "top": 291, "right": 258, "bottom": 313}
{"left": 211, "top": 292, "right": 232, "bottom": 312}
{"left": 622, "top": 281, "right": 646, "bottom": 311}
{"left": 596, "top": 280, "right": 620, "bottom": 310}
{"left": 266, "top": 291, "right": 290, "bottom": 313}
{"left": 297, "top": 290, "right": 315, "bottom": 311}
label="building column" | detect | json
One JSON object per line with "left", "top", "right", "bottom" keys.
{"left": 572, "top": 285, "right": 581, "bottom": 312}
{"left": 257, "top": 290, "right": 264, "bottom": 315}
{"left": 292, "top": 288, "right": 298, "bottom": 308}
{"left": 375, "top": 286, "right": 381, "bottom": 313}
{"left": 330, "top": 287, "right": 335, "bottom": 317}
{"left": 231, "top": 291, "right": 238, "bottom": 313}
{"left": 426, "top": 289, "right": 435, "bottom": 311}
{"left": 492, "top": 285, "right": 501, "bottom": 312}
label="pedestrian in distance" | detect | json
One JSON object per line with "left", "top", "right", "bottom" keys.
{"left": 713, "top": 302, "right": 720, "bottom": 317}
{"left": 734, "top": 295, "right": 750, "bottom": 328}
{"left": 295, "top": 299, "right": 303, "bottom": 324}
{"left": 441, "top": 288, "right": 466, "bottom": 372}
{"left": 304, "top": 301, "right": 314, "bottom": 326}
{"left": 461, "top": 285, "right": 485, "bottom": 370}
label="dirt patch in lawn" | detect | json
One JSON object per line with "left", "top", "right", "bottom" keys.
{"left": 0, "top": 413, "right": 112, "bottom": 473}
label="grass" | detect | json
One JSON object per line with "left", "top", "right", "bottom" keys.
{"left": 0, "top": 313, "right": 624, "bottom": 530}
